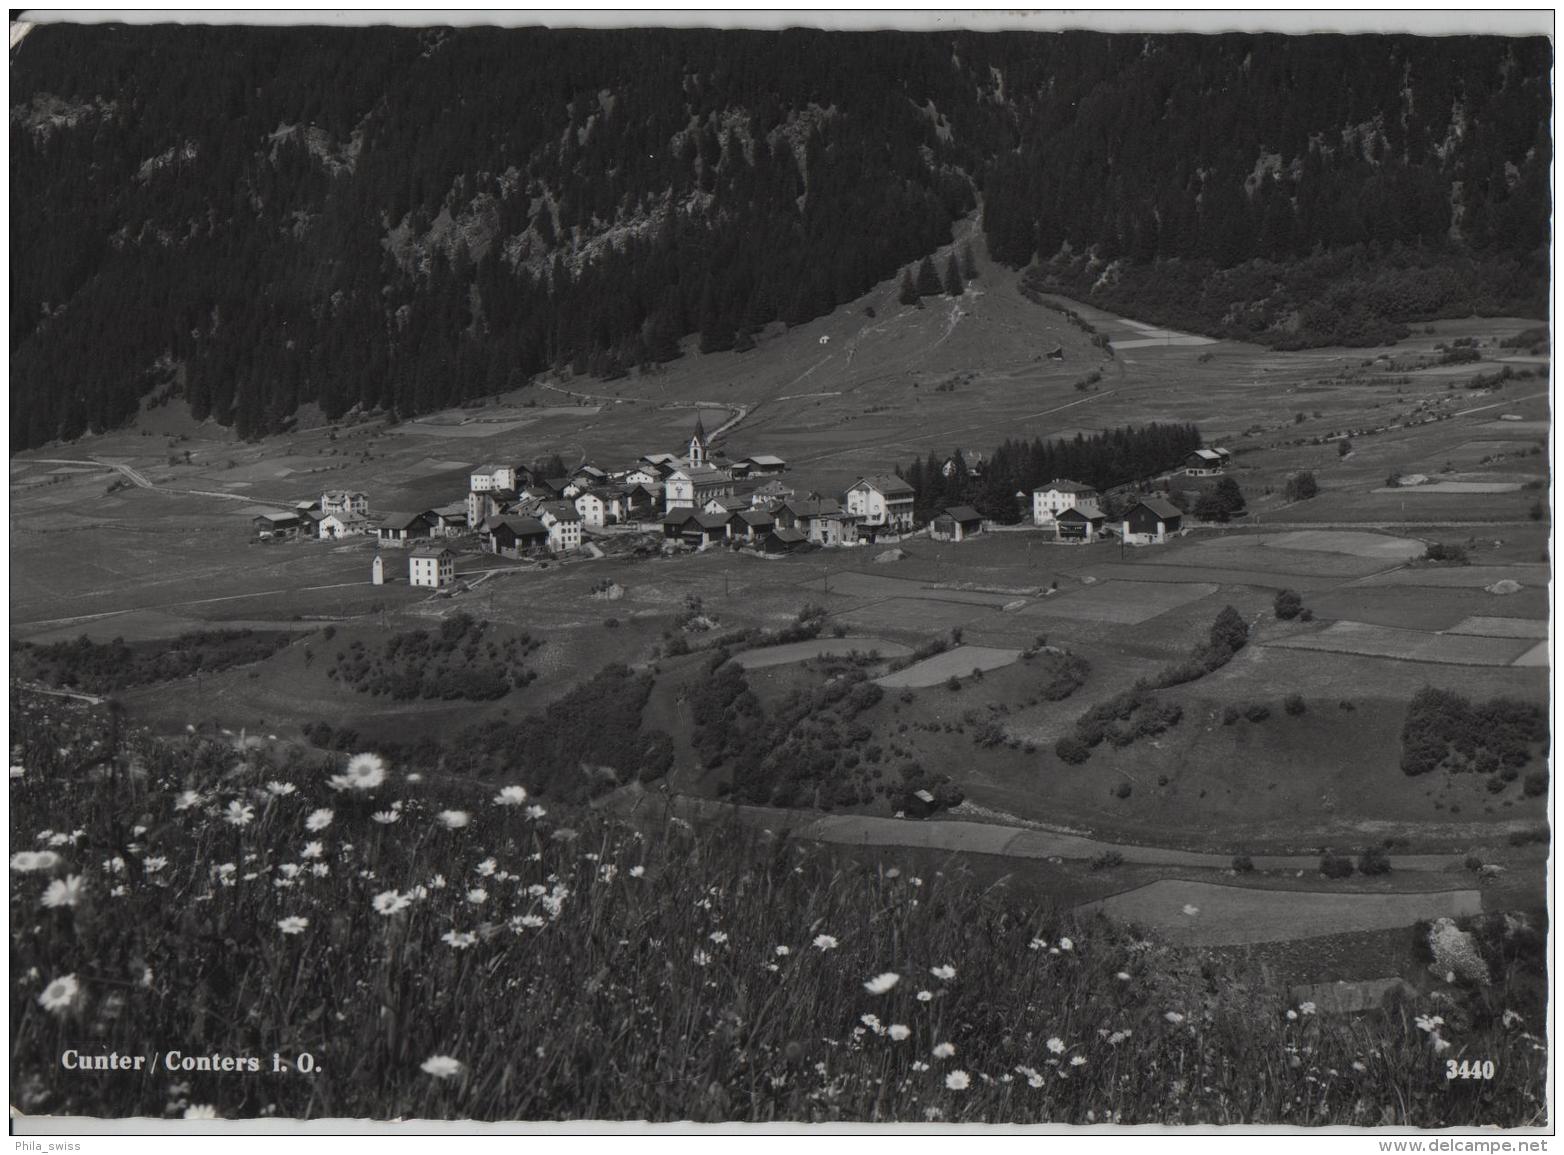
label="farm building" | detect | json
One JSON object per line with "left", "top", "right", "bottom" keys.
{"left": 1117, "top": 497, "right": 1184, "bottom": 545}
{"left": 321, "top": 490, "right": 369, "bottom": 516}
{"left": 762, "top": 526, "right": 811, "bottom": 554}
{"left": 482, "top": 515, "right": 549, "bottom": 558}
{"left": 749, "top": 479, "right": 796, "bottom": 506}
{"left": 376, "top": 511, "right": 435, "bottom": 547}
{"left": 252, "top": 510, "right": 303, "bottom": 540}
{"left": 619, "top": 482, "right": 661, "bottom": 520}
{"left": 732, "top": 454, "right": 787, "bottom": 478}
{"left": 409, "top": 546, "right": 456, "bottom": 588}
{"left": 428, "top": 503, "right": 468, "bottom": 536}
{"left": 939, "top": 453, "right": 983, "bottom": 479}
{"left": 930, "top": 505, "right": 985, "bottom": 542}
{"left": 1032, "top": 480, "right": 1100, "bottom": 526}
{"left": 319, "top": 511, "right": 370, "bottom": 539}
{"left": 844, "top": 475, "right": 916, "bottom": 538}
{"left": 702, "top": 494, "right": 750, "bottom": 516}
{"left": 735, "top": 507, "right": 775, "bottom": 544}
{"left": 775, "top": 497, "right": 860, "bottom": 547}
{"left": 1185, "top": 448, "right": 1231, "bottom": 476}
{"left": 662, "top": 510, "right": 732, "bottom": 550}
{"left": 1055, "top": 502, "right": 1106, "bottom": 542}
{"left": 571, "top": 463, "right": 609, "bottom": 486}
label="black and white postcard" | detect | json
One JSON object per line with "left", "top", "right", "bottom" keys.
{"left": 8, "top": 9, "right": 1553, "bottom": 1142}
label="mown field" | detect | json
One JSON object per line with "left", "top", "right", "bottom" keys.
{"left": 7, "top": 711, "right": 1548, "bottom": 1126}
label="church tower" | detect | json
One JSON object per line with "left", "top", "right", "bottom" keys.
{"left": 687, "top": 415, "right": 708, "bottom": 468}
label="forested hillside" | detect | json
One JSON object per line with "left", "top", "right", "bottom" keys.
{"left": 10, "top": 25, "right": 1550, "bottom": 449}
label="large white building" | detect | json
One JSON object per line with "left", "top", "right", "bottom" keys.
{"left": 470, "top": 464, "right": 521, "bottom": 492}
{"left": 844, "top": 475, "right": 916, "bottom": 536}
{"left": 1032, "top": 480, "right": 1100, "bottom": 526}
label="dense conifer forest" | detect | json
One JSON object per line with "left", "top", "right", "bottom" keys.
{"left": 10, "top": 24, "right": 1550, "bottom": 448}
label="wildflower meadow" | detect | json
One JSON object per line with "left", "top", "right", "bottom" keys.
{"left": 8, "top": 722, "right": 1548, "bottom": 1125}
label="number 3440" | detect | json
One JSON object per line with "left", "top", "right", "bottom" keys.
{"left": 1446, "top": 1059, "right": 1496, "bottom": 1080}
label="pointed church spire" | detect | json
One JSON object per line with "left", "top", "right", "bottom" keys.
{"left": 688, "top": 414, "right": 709, "bottom": 467}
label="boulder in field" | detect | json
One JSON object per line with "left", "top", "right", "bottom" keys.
{"left": 1486, "top": 579, "right": 1523, "bottom": 596}
{"left": 874, "top": 548, "right": 905, "bottom": 564}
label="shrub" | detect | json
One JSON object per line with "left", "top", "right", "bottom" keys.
{"left": 1463, "top": 854, "right": 1484, "bottom": 872}
{"left": 1423, "top": 542, "right": 1469, "bottom": 565}
{"left": 1273, "top": 589, "right": 1303, "bottom": 620}
{"left": 1283, "top": 694, "right": 1306, "bottom": 716}
{"left": 1282, "top": 471, "right": 1318, "bottom": 501}
{"left": 1523, "top": 770, "right": 1548, "bottom": 797}
{"left": 1337, "top": 438, "right": 1353, "bottom": 457}
{"left": 1232, "top": 855, "right": 1255, "bottom": 873}
{"left": 1357, "top": 846, "right": 1392, "bottom": 875}
{"left": 1113, "top": 781, "right": 1132, "bottom": 800}
{"left": 604, "top": 618, "right": 619, "bottom": 629}
{"left": 1244, "top": 703, "right": 1271, "bottom": 723}
{"left": 945, "top": 675, "right": 962, "bottom": 692}
{"left": 1222, "top": 705, "right": 1241, "bottom": 725}
{"left": 1089, "top": 850, "right": 1124, "bottom": 871}
{"left": 1319, "top": 855, "right": 1355, "bottom": 879}
{"left": 1299, "top": 608, "right": 1314, "bottom": 622}
{"left": 1054, "top": 735, "right": 1091, "bottom": 765}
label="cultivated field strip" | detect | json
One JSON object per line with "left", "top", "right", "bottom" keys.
{"left": 1356, "top": 564, "right": 1551, "bottom": 589}
{"left": 1077, "top": 880, "right": 1483, "bottom": 947}
{"left": 1262, "top": 621, "right": 1537, "bottom": 666}
{"left": 1017, "top": 580, "right": 1218, "bottom": 625}
{"left": 874, "top": 645, "right": 1023, "bottom": 687}
{"left": 1445, "top": 616, "right": 1550, "bottom": 639}
{"left": 731, "top": 637, "right": 912, "bottom": 669}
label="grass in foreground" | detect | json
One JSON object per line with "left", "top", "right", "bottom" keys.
{"left": 7, "top": 721, "right": 1548, "bottom": 1125}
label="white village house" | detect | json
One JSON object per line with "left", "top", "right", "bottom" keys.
{"left": 408, "top": 545, "right": 455, "bottom": 588}
{"left": 1032, "top": 479, "right": 1100, "bottom": 526}
{"left": 844, "top": 475, "right": 916, "bottom": 537}
{"left": 321, "top": 490, "right": 369, "bottom": 516}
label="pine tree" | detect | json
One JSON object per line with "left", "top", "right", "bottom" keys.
{"left": 898, "top": 268, "right": 920, "bottom": 306}
{"left": 943, "top": 254, "right": 964, "bottom": 297}
{"left": 960, "top": 240, "right": 978, "bottom": 281}
{"left": 916, "top": 256, "right": 942, "bottom": 297}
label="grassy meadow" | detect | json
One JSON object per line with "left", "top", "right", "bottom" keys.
{"left": 7, "top": 706, "right": 1548, "bottom": 1126}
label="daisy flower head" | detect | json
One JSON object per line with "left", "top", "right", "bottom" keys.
{"left": 371, "top": 809, "right": 401, "bottom": 825}
{"left": 475, "top": 858, "right": 497, "bottom": 876}
{"left": 916, "top": 989, "right": 933, "bottom": 1002}
{"left": 1028, "top": 938, "right": 1048, "bottom": 951}
{"left": 812, "top": 934, "right": 840, "bottom": 952}
{"left": 300, "top": 841, "right": 325, "bottom": 859}
{"left": 1046, "top": 1037, "right": 1065, "bottom": 1055}
{"left": 37, "top": 973, "right": 81, "bottom": 1015}
{"left": 304, "top": 808, "right": 334, "bottom": 833}
{"left": 340, "top": 753, "right": 388, "bottom": 791}
{"left": 441, "top": 930, "right": 478, "bottom": 950}
{"left": 493, "top": 785, "right": 529, "bottom": 806}
{"left": 1164, "top": 1011, "right": 1186, "bottom": 1025}
{"left": 1058, "top": 937, "right": 1074, "bottom": 951}
{"left": 174, "top": 790, "right": 205, "bottom": 812}
{"left": 224, "top": 800, "right": 255, "bottom": 827}
{"left": 945, "top": 1070, "right": 971, "bottom": 1091}
{"left": 629, "top": 865, "right": 645, "bottom": 878}
{"left": 265, "top": 781, "right": 296, "bottom": 796}
{"left": 932, "top": 1042, "right": 956, "bottom": 1059}
{"left": 864, "top": 972, "right": 901, "bottom": 995}
{"left": 774, "top": 945, "right": 791, "bottom": 956}
{"left": 11, "top": 850, "right": 60, "bottom": 873}
{"left": 277, "top": 916, "right": 309, "bottom": 935}
{"left": 372, "top": 890, "right": 412, "bottom": 916}
{"left": 437, "top": 810, "right": 470, "bottom": 830}
{"left": 1299, "top": 1001, "right": 1317, "bottom": 1016}
{"left": 42, "top": 875, "right": 85, "bottom": 909}
{"left": 420, "top": 1055, "right": 463, "bottom": 1080}
{"left": 1115, "top": 971, "right": 1131, "bottom": 981}
{"left": 888, "top": 1025, "right": 911, "bottom": 1042}
{"left": 466, "top": 888, "right": 488, "bottom": 905}
{"left": 525, "top": 805, "right": 547, "bottom": 821}
{"left": 930, "top": 964, "right": 956, "bottom": 981}
{"left": 184, "top": 1105, "right": 219, "bottom": 1119}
